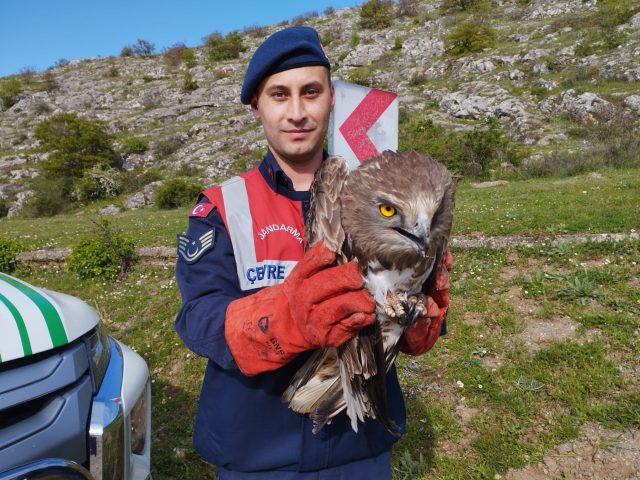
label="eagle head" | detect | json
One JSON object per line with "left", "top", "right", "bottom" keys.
{"left": 340, "top": 150, "right": 456, "bottom": 270}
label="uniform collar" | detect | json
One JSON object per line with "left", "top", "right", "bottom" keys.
{"left": 258, "top": 150, "right": 317, "bottom": 201}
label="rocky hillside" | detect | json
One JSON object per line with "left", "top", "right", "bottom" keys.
{"left": 1, "top": 0, "right": 639, "bottom": 216}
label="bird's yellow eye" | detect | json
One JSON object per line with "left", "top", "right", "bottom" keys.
{"left": 379, "top": 204, "right": 396, "bottom": 217}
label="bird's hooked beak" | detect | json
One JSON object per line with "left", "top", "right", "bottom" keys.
{"left": 395, "top": 213, "right": 431, "bottom": 255}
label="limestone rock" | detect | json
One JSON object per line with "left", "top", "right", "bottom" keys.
{"left": 123, "top": 192, "right": 148, "bottom": 210}
{"left": 341, "top": 44, "right": 389, "bottom": 67}
{"left": 540, "top": 89, "right": 612, "bottom": 121}
{"left": 7, "top": 190, "right": 34, "bottom": 218}
{"left": 624, "top": 95, "right": 640, "bottom": 114}
{"left": 123, "top": 180, "right": 163, "bottom": 210}
{"left": 100, "top": 204, "right": 121, "bottom": 215}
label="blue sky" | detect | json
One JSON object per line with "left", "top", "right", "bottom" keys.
{"left": 0, "top": 0, "right": 363, "bottom": 77}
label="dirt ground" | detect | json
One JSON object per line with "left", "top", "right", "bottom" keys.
{"left": 504, "top": 423, "right": 640, "bottom": 480}
{"left": 457, "top": 261, "right": 640, "bottom": 479}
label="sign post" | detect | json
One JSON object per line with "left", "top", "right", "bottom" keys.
{"left": 328, "top": 80, "right": 399, "bottom": 170}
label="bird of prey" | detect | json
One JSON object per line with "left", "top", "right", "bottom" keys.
{"left": 282, "top": 150, "right": 456, "bottom": 435}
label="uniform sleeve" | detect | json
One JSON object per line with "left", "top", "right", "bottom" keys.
{"left": 174, "top": 204, "right": 255, "bottom": 370}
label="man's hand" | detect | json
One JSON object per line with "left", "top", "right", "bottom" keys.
{"left": 225, "top": 241, "right": 376, "bottom": 376}
{"left": 401, "top": 251, "right": 452, "bottom": 356}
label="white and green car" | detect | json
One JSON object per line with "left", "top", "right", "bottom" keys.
{"left": 0, "top": 273, "right": 151, "bottom": 480}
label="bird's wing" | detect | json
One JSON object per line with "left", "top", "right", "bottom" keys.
{"left": 306, "top": 155, "right": 349, "bottom": 255}
{"left": 282, "top": 348, "right": 342, "bottom": 413}
{"left": 421, "top": 238, "right": 449, "bottom": 295}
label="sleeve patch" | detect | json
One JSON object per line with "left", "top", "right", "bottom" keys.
{"left": 177, "top": 229, "right": 215, "bottom": 264}
{"left": 189, "top": 203, "right": 215, "bottom": 218}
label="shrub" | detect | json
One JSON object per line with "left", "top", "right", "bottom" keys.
{"left": 33, "top": 100, "right": 52, "bottom": 115}
{"left": 72, "top": 166, "right": 123, "bottom": 202}
{"left": 0, "top": 198, "right": 9, "bottom": 218}
{"left": 598, "top": 0, "right": 639, "bottom": 29}
{"left": 575, "top": 41, "right": 595, "bottom": 57}
{"left": 67, "top": 220, "right": 137, "bottom": 280}
{"left": 445, "top": 20, "right": 496, "bottom": 55}
{"left": 587, "top": 114, "right": 640, "bottom": 169}
{"left": 213, "top": 69, "right": 231, "bottom": 80}
{"left": 182, "top": 71, "right": 199, "bottom": 92}
{"left": 40, "top": 71, "right": 59, "bottom": 92}
{"left": 321, "top": 25, "right": 341, "bottom": 45}
{"left": 291, "top": 11, "right": 319, "bottom": 25}
{"left": 106, "top": 62, "right": 120, "bottom": 78}
{"left": 124, "top": 137, "right": 149, "bottom": 154}
{"left": 602, "top": 28, "right": 626, "bottom": 50}
{"left": 347, "top": 66, "right": 376, "bottom": 87}
{"left": 120, "top": 46, "right": 133, "bottom": 57}
{"left": 451, "top": 118, "right": 520, "bottom": 176}
{"left": 53, "top": 58, "right": 70, "bottom": 68}
{"left": 360, "top": 0, "right": 395, "bottom": 29}
{"left": 324, "top": 6, "right": 335, "bottom": 15}
{"left": 441, "top": 0, "right": 490, "bottom": 12}
{"left": 34, "top": 113, "right": 120, "bottom": 180}
{"left": 350, "top": 31, "right": 361, "bottom": 47}
{"left": 0, "top": 76, "right": 23, "bottom": 110}
{"left": 393, "top": 36, "right": 403, "bottom": 50}
{"left": 121, "top": 168, "right": 163, "bottom": 193}
{"left": 0, "top": 236, "right": 23, "bottom": 273}
{"left": 396, "top": 0, "right": 418, "bottom": 17}
{"left": 18, "top": 68, "right": 37, "bottom": 85}
{"left": 163, "top": 43, "right": 187, "bottom": 66}
{"left": 154, "top": 179, "right": 203, "bottom": 210}
{"left": 153, "top": 134, "right": 184, "bottom": 158}
{"left": 23, "top": 176, "right": 71, "bottom": 217}
{"left": 243, "top": 25, "right": 269, "bottom": 38}
{"left": 203, "top": 31, "right": 246, "bottom": 63}
{"left": 399, "top": 114, "right": 519, "bottom": 177}
{"left": 182, "top": 48, "right": 197, "bottom": 68}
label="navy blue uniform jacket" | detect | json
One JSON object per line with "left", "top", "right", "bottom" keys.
{"left": 175, "top": 151, "right": 407, "bottom": 473}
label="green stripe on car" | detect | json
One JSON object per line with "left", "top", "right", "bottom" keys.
{"left": 0, "top": 273, "right": 68, "bottom": 347}
{"left": 0, "top": 292, "right": 32, "bottom": 356}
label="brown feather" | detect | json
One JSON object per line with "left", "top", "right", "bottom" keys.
{"left": 284, "top": 150, "right": 456, "bottom": 434}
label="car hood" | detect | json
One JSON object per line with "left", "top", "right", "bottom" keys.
{"left": 0, "top": 273, "right": 99, "bottom": 363}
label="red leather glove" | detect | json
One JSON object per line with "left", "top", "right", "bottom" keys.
{"left": 401, "top": 250, "right": 452, "bottom": 356}
{"left": 225, "top": 241, "right": 376, "bottom": 376}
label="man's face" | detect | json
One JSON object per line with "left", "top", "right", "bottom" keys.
{"left": 251, "top": 66, "right": 334, "bottom": 166}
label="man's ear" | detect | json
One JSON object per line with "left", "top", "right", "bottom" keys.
{"left": 250, "top": 95, "right": 260, "bottom": 120}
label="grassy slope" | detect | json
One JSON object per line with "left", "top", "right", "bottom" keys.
{"left": 3, "top": 167, "right": 639, "bottom": 250}
{"left": 5, "top": 169, "right": 640, "bottom": 478}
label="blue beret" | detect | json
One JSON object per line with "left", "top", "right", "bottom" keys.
{"left": 240, "top": 26, "right": 330, "bottom": 104}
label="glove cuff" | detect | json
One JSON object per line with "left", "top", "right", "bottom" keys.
{"left": 225, "top": 285, "right": 308, "bottom": 376}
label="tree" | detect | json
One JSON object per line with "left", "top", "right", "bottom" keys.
{"left": 359, "top": 0, "right": 395, "bottom": 29}
{"left": 0, "top": 76, "right": 23, "bottom": 110}
{"left": 121, "top": 39, "right": 155, "bottom": 57}
{"left": 396, "top": 0, "right": 418, "bottom": 17}
{"left": 203, "top": 31, "right": 246, "bottom": 62}
{"left": 445, "top": 20, "right": 496, "bottom": 55}
{"left": 34, "top": 113, "right": 120, "bottom": 179}
{"left": 441, "top": 0, "right": 490, "bottom": 12}
{"left": 131, "top": 39, "right": 155, "bottom": 56}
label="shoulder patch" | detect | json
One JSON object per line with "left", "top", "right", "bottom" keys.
{"left": 189, "top": 203, "right": 215, "bottom": 218}
{"left": 177, "top": 229, "right": 215, "bottom": 264}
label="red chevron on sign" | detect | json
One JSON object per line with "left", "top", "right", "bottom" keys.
{"left": 338, "top": 89, "right": 397, "bottom": 162}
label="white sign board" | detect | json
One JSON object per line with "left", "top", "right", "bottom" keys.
{"left": 328, "top": 80, "right": 399, "bottom": 170}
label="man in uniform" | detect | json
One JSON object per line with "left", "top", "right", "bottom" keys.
{"left": 175, "top": 25, "right": 451, "bottom": 479}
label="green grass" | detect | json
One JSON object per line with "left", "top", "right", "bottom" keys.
{"left": 454, "top": 167, "right": 640, "bottom": 237}
{"left": 11, "top": 234, "right": 639, "bottom": 479}
{"left": 3, "top": 167, "right": 639, "bottom": 251}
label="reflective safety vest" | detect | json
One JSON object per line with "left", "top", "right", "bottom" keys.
{"left": 203, "top": 168, "right": 306, "bottom": 291}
